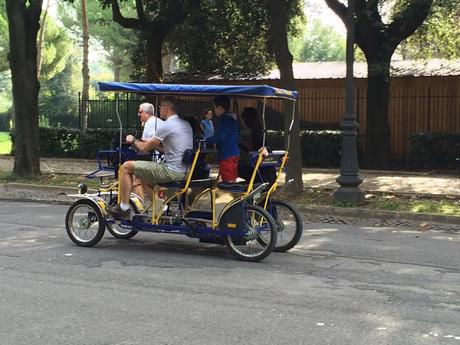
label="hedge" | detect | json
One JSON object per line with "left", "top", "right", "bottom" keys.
{"left": 8, "top": 127, "right": 344, "bottom": 166}
{"left": 408, "top": 132, "right": 460, "bottom": 170}
{"left": 258, "top": 130, "right": 344, "bottom": 167}
{"left": 0, "top": 112, "right": 12, "bottom": 131}
{"left": 10, "top": 127, "right": 137, "bottom": 159}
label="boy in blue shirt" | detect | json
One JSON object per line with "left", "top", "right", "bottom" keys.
{"left": 207, "top": 95, "right": 239, "bottom": 183}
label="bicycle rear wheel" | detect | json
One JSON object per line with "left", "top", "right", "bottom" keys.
{"left": 225, "top": 204, "right": 277, "bottom": 262}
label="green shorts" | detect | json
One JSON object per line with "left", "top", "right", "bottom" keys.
{"left": 133, "top": 161, "right": 185, "bottom": 185}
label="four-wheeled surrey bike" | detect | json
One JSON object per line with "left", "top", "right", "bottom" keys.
{"left": 65, "top": 82, "right": 302, "bottom": 262}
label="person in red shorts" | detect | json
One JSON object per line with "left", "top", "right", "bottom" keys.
{"left": 206, "top": 95, "right": 240, "bottom": 183}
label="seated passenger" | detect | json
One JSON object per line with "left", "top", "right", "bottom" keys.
{"left": 108, "top": 96, "right": 193, "bottom": 220}
{"left": 131, "top": 102, "right": 163, "bottom": 199}
{"left": 201, "top": 108, "right": 214, "bottom": 139}
{"left": 206, "top": 95, "right": 239, "bottom": 183}
{"left": 238, "top": 107, "right": 276, "bottom": 185}
{"left": 139, "top": 102, "right": 164, "bottom": 162}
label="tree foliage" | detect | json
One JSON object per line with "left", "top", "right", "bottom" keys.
{"left": 95, "top": 0, "right": 201, "bottom": 82}
{"left": 39, "top": 17, "right": 73, "bottom": 81}
{"left": 170, "top": 1, "right": 275, "bottom": 78}
{"left": 290, "top": 19, "right": 346, "bottom": 62}
{"left": 0, "top": 0, "right": 8, "bottom": 72}
{"left": 39, "top": 58, "right": 79, "bottom": 128}
{"left": 33, "top": 14, "right": 76, "bottom": 128}
{"left": 397, "top": 0, "right": 460, "bottom": 59}
{"left": 0, "top": 0, "right": 11, "bottom": 120}
{"left": 86, "top": 0, "right": 138, "bottom": 80}
{"left": 97, "top": 0, "right": 302, "bottom": 80}
{"left": 0, "top": 71, "right": 11, "bottom": 114}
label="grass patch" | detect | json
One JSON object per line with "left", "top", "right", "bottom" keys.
{"left": 0, "top": 171, "right": 100, "bottom": 190}
{"left": 0, "top": 132, "right": 12, "bottom": 155}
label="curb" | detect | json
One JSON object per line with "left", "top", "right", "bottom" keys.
{"left": 298, "top": 205, "right": 460, "bottom": 226}
{"left": 1, "top": 182, "right": 459, "bottom": 227}
{"left": 0, "top": 183, "right": 80, "bottom": 205}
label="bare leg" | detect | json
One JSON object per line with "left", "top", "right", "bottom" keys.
{"left": 132, "top": 176, "right": 144, "bottom": 200}
{"left": 141, "top": 180, "right": 153, "bottom": 202}
{"left": 119, "top": 161, "right": 135, "bottom": 204}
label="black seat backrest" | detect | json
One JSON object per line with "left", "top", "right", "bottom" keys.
{"left": 182, "top": 146, "right": 210, "bottom": 180}
{"left": 182, "top": 149, "right": 194, "bottom": 165}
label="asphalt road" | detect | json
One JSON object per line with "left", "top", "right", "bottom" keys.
{"left": 0, "top": 200, "right": 459, "bottom": 345}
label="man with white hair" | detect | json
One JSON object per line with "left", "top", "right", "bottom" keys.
{"left": 137, "top": 102, "right": 160, "bottom": 142}
{"left": 129, "top": 102, "right": 163, "bottom": 200}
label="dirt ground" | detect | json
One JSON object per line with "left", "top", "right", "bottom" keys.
{"left": 1, "top": 155, "right": 459, "bottom": 196}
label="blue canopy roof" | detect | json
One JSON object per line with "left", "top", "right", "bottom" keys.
{"left": 98, "top": 82, "right": 297, "bottom": 101}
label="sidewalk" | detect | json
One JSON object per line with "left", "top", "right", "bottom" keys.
{"left": 1, "top": 155, "right": 459, "bottom": 196}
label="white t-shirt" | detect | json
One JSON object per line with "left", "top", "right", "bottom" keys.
{"left": 155, "top": 115, "right": 193, "bottom": 173}
{"left": 142, "top": 116, "right": 162, "bottom": 140}
{"left": 142, "top": 116, "right": 163, "bottom": 162}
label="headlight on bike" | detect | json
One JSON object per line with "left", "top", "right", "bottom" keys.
{"left": 78, "top": 183, "right": 88, "bottom": 194}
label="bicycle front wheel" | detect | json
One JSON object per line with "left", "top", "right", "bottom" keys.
{"left": 268, "top": 199, "right": 303, "bottom": 252}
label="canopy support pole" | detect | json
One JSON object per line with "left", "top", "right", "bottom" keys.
{"left": 287, "top": 100, "right": 296, "bottom": 151}
{"left": 262, "top": 98, "right": 267, "bottom": 147}
{"left": 154, "top": 94, "right": 159, "bottom": 130}
{"left": 115, "top": 92, "right": 123, "bottom": 164}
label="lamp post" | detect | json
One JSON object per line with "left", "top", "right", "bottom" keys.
{"left": 333, "top": 0, "right": 364, "bottom": 205}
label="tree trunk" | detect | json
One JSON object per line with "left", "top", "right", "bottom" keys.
{"left": 146, "top": 34, "right": 163, "bottom": 82}
{"left": 6, "top": 0, "right": 42, "bottom": 177}
{"left": 267, "top": 0, "right": 303, "bottom": 192}
{"left": 81, "top": 0, "right": 90, "bottom": 128}
{"left": 114, "top": 65, "right": 120, "bottom": 82}
{"left": 364, "top": 57, "right": 392, "bottom": 169}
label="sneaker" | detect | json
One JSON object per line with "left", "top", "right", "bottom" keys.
{"left": 107, "top": 204, "right": 131, "bottom": 220}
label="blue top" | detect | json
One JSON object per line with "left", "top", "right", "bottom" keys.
{"left": 201, "top": 119, "right": 214, "bottom": 139}
{"left": 98, "top": 82, "right": 298, "bottom": 100}
{"left": 206, "top": 112, "right": 240, "bottom": 161}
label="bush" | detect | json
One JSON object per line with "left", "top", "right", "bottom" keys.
{"left": 11, "top": 127, "right": 138, "bottom": 159}
{"left": 301, "top": 130, "right": 343, "bottom": 167}
{"left": 0, "top": 111, "right": 12, "bottom": 131}
{"left": 408, "top": 132, "right": 460, "bottom": 170}
{"left": 266, "top": 129, "right": 344, "bottom": 168}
